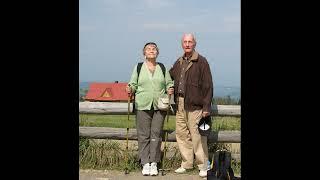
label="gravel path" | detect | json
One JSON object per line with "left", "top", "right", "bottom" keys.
{"left": 80, "top": 169, "right": 206, "bottom": 180}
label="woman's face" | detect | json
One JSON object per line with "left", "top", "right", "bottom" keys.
{"left": 144, "top": 44, "right": 158, "bottom": 59}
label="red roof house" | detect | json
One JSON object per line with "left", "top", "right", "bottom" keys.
{"left": 85, "top": 82, "right": 133, "bottom": 102}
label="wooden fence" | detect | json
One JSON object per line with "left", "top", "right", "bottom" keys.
{"left": 79, "top": 102, "right": 240, "bottom": 116}
{"left": 79, "top": 102, "right": 241, "bottom": 143}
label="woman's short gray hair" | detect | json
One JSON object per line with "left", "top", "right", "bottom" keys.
{"left": 143, "top": 42, "right": 159, "bottom": 55}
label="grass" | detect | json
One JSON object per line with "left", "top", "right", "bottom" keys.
{"left": 79, "top": 114, "right": 241, "bottom": 176}
{"left": 79, "top": 138, "right": 241, "bottom": 176}
{"left": 79, "top": 114, "right": 240, "bottom": 131}
{"left": 212, "top": 116, "right": 240, "bottom": 131}
{"left": 79, "top": 114, "right": 137, "bottom": 128}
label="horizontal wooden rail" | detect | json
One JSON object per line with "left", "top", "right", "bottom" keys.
{"left": 79, "top": 102, "right": 240, "bottom": 116}
{"left": 79, "top": 127, "right": 240, "bottom": 143}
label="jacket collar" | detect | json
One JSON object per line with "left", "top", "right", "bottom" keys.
{"left": 178, "top": 51, "right": 199, "bottom": 64}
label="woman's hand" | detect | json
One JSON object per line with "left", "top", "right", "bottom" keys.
{"left": 167, "top": 87, "right": 174, "bottom": 95}
{"left": 126, "top": 85, "right": 132, "bottom": 96}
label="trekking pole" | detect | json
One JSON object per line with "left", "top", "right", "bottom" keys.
{"left": 124, "top": 85, "right": 131, "bottom": 175}
{"left": 161, "top": 94, "right": 171, "bottom": 176}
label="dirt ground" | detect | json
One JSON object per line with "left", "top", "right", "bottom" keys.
{"left": 79, "top": 169, "right": 206, "bottom": 180}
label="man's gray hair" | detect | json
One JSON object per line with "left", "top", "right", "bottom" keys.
{"left": 181, "top": 33, "right": 197, "bottom": 45}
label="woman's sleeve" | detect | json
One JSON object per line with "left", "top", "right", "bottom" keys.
{"left": 128, "top": 65, "right": 138, "bottom": 93}
{"left": 165, "top": 67, "right": 174, "bottom": 91}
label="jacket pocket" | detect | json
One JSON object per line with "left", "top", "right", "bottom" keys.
{"left": 187, "top": 82, "right": 202, "bottom": 105}
{"left": 191, "top": 82, "right": 199, "bottom": 87}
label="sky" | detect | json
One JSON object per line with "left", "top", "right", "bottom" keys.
{"left": 80, "top": 0, "right": 240, "bottom": 87}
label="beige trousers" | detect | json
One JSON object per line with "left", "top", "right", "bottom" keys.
{"left": 176, "top": 97, "right": 208, "bottom": 171}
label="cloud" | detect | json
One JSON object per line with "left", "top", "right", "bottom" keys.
{"left": 223, "top": 16, "right": 240, "bottom": 32}
{"left": 143, "top": 0, "right": 175, "bottom": 9}
{"left": 102, "top": 0, "right": 123, "bottom": 6}
{"left": 224, "top": 16, "right": 240, "bottom": 23}
{"left": 102, "top": 0, "right": 175, "bottom": 10}
{"left": 142, "top": 23, "right": 185, "bottom": 31}
{"left": 79, "top": 25, "right": 97, "bottom": 33}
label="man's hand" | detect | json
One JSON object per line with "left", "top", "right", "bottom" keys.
{"left": 202, "top": 111, "right": 210, "bottom": 118}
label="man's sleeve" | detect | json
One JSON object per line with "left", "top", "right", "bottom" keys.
{"left": 202, "top": 60, "right": 213, "bottom": 113}
{"left": 169, "top": 61, "right": 178, "bottom": 80}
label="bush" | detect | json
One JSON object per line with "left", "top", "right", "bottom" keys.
{"left": 212, "top": 96, "right": 240, "bottom": 105}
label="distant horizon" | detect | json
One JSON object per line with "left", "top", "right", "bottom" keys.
{"left": 79, "top": 81, "right": 240, "bottom": 99}
{"left": 79, "top": 80, "right": 240, "bottom": 88}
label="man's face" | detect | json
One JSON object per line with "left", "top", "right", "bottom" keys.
{"left": 182, "top": 35, "right": 195, "bottom": 54}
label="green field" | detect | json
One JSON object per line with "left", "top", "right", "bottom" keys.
{"left": 79, "top": 114, "right": 240, "bottom": 131}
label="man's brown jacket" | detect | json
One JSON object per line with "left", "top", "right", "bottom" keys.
{"left": 169, "top": 51, "right": 213, "bottom": 112}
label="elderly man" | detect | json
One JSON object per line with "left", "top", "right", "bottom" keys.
{"left": 169, "top": 33, "right": 213, "bottom": 178}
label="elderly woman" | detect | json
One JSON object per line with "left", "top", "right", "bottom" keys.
{"left": 126, "top": 42, "right": 174, "bottom": 176}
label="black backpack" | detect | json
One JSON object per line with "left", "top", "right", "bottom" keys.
{"left": 207, "top": 150, "right": 236, "bottom": 180}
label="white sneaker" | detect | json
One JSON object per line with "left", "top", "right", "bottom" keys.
{"left": 142, "top": 163, "right": 150, "bottom": 176}
{"left": 175, "top": 167, "right": 186, "bottom": 173}
{"left": 150, "top": 162, "right": 158, "bottom": 176}
{"left": 199, "top": 170, "right": 207, "bottom": 177}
